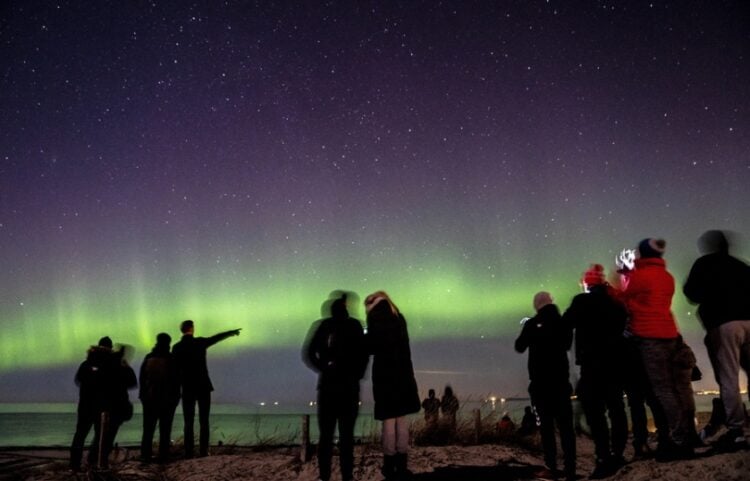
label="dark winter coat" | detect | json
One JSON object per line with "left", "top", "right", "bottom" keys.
{"left": 172, "top": 331, "right": 236, "bottom": 395}
{"left": 139, "top": 347, "right": 180, "bottom": 408}
{"left": 75, "top": 346, "right": 136, "bottom": 419}
{"left": 366, "top": 301, "right": 420, "bottom": 420}
{"left": 563, "top": 284, "right": 628, "bottom": 377}
{"left": 683, "top": 252, "right": 750, "bottom": 330}
{"left": 75, "top": 346, "right": 119, "bottom": 413}
{"left": 515, "top": 303, "right": 572, "bottom": 391}
{"left": 305, "top": 314, "right": 369, "bottom": 391}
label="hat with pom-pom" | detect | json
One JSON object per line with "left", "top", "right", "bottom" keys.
{"left": 638, "top": 238, "right": 666, "bottom": 258}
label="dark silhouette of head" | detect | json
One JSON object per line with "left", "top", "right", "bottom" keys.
{"left": 428, "top": 389, "right": 435, "bottom": 398}
{"left": 638, "top": 238, "right": 666, "bottom": 258}
{"left": 444, "top": 385, "right": 454, "bottom": 397}
{"left": 98, "top": 336, "right": 113, "bottom": 349}
{"left": 331, "top": 294, "right": 349, "bottom": 319}
{"left": 180, "top": 320, "right": 194, "bottom": 334}
{"left": 698, "top": 230, "right": 729, "bottom": 255}
{"left": 156, "top": 332, "right": 171, "bottom": 346}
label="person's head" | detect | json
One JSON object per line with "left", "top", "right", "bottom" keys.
{"left": 428, "top": 389, "right": 435, "bottom": 398}
{"left": 156, "top": 332, "right": 171, "bottom": 348}
{"left": 524, "top": 406, "right": 532, "bottom": 414}
{"left": 532, "top": 291, "right": 553, "bottom": 312}
{"left": 364, "top": 291, "right": 398, "bottom": 316}
{"left": 180, "top": 320, "right": 195, "bottom": 335}
{"left": 330, "top": 294, "right": 349, "bottom": 319}
{"left": 98, "top": 336, "right": 113, "bottom": 349}
{"left": 698, "top": 230, "right": 729, "bottom": 255}
{"left": 581, "top": 263, "right": 606, "bottom": 292}
{"left": 444, "top": 385, "right": 453, "bottom": 397}
{"left": 637, "top": 238, "right": 666, "bottom": 259}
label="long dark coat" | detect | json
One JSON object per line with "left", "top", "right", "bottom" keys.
{"left": 366, "top": 301, "right": 420, "bottom": 420}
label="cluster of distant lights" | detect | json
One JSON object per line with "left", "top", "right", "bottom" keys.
{"left": 255, "top": 391, "right": 738, "bottom": 408}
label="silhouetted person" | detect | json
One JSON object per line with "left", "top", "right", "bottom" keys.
{"left": 365, "top": 291, "right": 420, "bottom": 480}
{"left": 619, "top": 238, "right": 694, "bottom": 461}
{"left": 139, "top": 332, "right": 180, "bottom": 463}
{"left": 497, "top": 413, "right": 515, "bottom": 437}
{"left": 515, "top": 292, "right": 576, "bottom": 481}
{"left": 71, "top": 336, "right": 116, "bottom": 471}
{"left": 70, "top": 336, "right": 136, "bottom": 471}
{"left": 303, "top": 292, "right": 369, "bottom": 481}
{"left": 172, "top": 320, "right": 240, "bottom": 457}
{"left": 518, "top": 405, "right": 537, "bottom": 436}
{"left": 421, "top": 389, "right": 441, "bottom": 428}
{"left": 563, "top": 264, "right": 628, "bottom": 479}
{"left": 684, "top": 229, "right": 750, "bottom": 452}
{"left": 440, "top": 385, "right": 459, "bottom": 434}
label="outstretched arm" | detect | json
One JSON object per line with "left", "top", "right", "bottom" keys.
{"left": 206, "top": 328, "right": 241, "bottom": 347}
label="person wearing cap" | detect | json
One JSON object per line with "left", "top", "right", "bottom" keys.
{"left": 515, "top": 292, "right": 576, "bottom": 481}
{"left": 139, "top": 332, "right": 180, "bottom": 463}
{"left": 619, "top": 238, "right": 693, "bottom": 461}
{"left": 684, "top": 230, "right": 750, "bottom": 452}
{"left": 303, "top": 292, "right": 369, "bottom": 481}
{"left": 364, "top": 291, "right": 420, "bottom": 480}
{"left": 562, "top": 264, "right": 628, "bottom": 478}
{"left": 172, "top": 320, "right": 241, "bottom": 458}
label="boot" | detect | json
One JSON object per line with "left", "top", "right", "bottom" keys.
{"left": 382, "top": 454, "right": 397, "bottom": 480}
{"left": 394, "top": 452, "right": 413, "bottom": 479}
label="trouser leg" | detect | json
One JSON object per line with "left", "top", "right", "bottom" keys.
{"left": 337, "top": 389, "right": 359, "bottom": 480}
{"left": 141, "top": 404, "right": 157, "bottom": 459}
{"left": 317, "top": 396, "right": 336, "bottom": 481}
{"left": 181, "top": 394, "right": 196, "bottom": 457}
{"left": 197, "top": 392, "right": 211, "bottom": 456}
{"left": 707, "top": 322, "right": 750, "bottom": 430}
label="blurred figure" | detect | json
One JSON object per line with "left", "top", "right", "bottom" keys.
{"left": 172, "top": 320, "right": 241, "bottom": 458}
{"left": 684, "top": 229, "right": 750, "bottom": 452}
{"left": 619, "top": 238, "right": 694, "bottom": 461}
{"left": 70, "top": 336, "right": 137, "bottom": 471}
{"left": 139, "top": 332, "right": 180, "bottom": 463}
{"left": 440, "top": 385, "right": 459, "bottom": 434}
{"left": 518, "top": 405, "right": 538, "bottom": 436}
{"left": 303, "top": 291, "right": 369, "bottom": 481}
{"left": 497, "top": 413, "right": 516, "bottom": 437}
{"left": 365, "top": 291, "right": 420, "bottom": 480}
{"left": 421, "top": 389, "right": 441, "bottom": 428}
{"left": 515, "top": 292, "right": 576, "bottom": 481}
{"left": 563, "top": 264, "right": 628, "bottom": 478}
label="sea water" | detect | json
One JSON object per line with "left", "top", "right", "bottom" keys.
{"left": 0, "top": 396, "right": 718, "bottom": 448}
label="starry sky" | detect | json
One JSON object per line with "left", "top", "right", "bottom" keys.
{"left": 1, "top": 1, "right": 749, "bottom": 404}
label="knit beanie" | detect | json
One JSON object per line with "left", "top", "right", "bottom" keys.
{"left": 533, "top": 291, "right": 553, "bottom": 312}
{"left": 582, "top": 264, "right": 606, "bottom": 288}
{"left": 98, "top": 336, "right": 113, "bottom": 348}
{"left": 638, "top": 238, "right": 666, "bottom": 258}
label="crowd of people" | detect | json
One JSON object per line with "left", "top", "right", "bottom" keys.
{"left": 70, "top": 321, "right": 241, "bottom": 471}
{"left": 69, "top": 230, "right": 749, "bottom": 481}
{"left": 514, "top": 231, "right": 750, "bottom": 481}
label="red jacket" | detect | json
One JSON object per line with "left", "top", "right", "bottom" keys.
{"left": 622, "top": 257, "right": 679, "bottom": 339}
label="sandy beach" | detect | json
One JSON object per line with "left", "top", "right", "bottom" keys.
{"left": 4, "top": 432, "right": 749, "bottom": 481}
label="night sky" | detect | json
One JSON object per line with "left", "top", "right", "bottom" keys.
{"left": 1, "top": 1, "right": 748, "bottom": 404}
